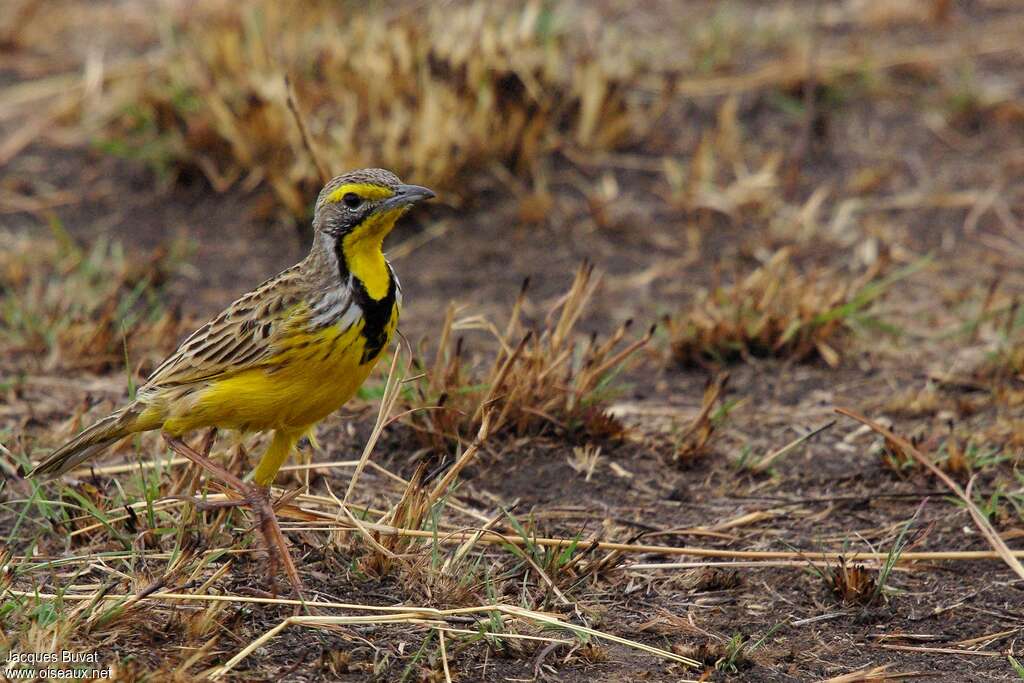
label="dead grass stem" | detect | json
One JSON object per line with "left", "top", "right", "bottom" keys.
{"left": 406, "top": 264, "right": 649, "bottom": 449}
{"left": 669, "top": 248, "right": 914, "bottom": 367}
{"left": 0, "top": 228, "right": 187, "bottom": 372}
{"left": 99, "top": 1, "right": 659, "bottom": 215}
{"left": 836, "top": 407, "right": 1024, "bottom": 581}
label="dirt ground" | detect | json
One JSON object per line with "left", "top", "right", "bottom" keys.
{"left": 4, "top": 1, "right": 1024, "bottom": 681}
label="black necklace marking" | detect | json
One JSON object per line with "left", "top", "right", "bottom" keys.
{"left": 335, "top": 238, "right": 396, "bottom": 363}
{"left": 333, "top": 234, "right": 350, "bottom": 281}
{"left": 352, "top": 268, "right": 397, "bottom": 363}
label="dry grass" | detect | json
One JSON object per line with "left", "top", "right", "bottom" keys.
{"left": 351, "top": 464, "right": 433, "bottom": 580}
{"left": 966, "top": 302, "right": 1024, "bottom": 402}
{"left": 99, "top": 0, "right": 661, "bottom": 216}
{"left": 821, "top": 557, "right": 880, "bottom": 606}
{"left": 673, "top": 373, "right": 729, "bottom": 465}
{"left": 876, "top": 424, "right": 1013, "bottom": 480}
{"left": 0, "top": 226, "right": 187, "bottom": 373}
{"left": 404, "top": 263, "right": 651, "bottom": 451}
{"left": 984, "top": 343, "right": 1024, "bottom": 389}
{"left": 668, "top": 247, "right": 914, "bottom": 368}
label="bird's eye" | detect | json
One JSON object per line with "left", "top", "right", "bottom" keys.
{"left": 342, "top": 192, "right": 362, "bottom": 208}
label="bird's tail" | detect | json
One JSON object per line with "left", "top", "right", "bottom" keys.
{"left": 28, "top": 404, "right": 154, "bottom": 479}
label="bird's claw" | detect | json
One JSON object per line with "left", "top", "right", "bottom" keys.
{"left": 163, "top": 434, "right": 307, "bottom": 611}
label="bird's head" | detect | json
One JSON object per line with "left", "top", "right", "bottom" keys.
{"left": 313, "top": 168, "right": 435, "bottom": 243}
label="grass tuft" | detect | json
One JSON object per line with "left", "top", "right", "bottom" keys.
{"left": 101, "top": 1, "right": 660, "bottom": 215}
{"left": 0, "top": 226, "right": 187, "bottom": 373}
{"left": 673, "top": 374, "right": 730, "bottom": 465}
{"left": 821, "top": 557, "right": 879, "bottom": 606}
{"left": 404, "top": 263, "right": 650, "bottom": 451}
{"left": 668, "top": 248, "right": 920, "bottom": 367}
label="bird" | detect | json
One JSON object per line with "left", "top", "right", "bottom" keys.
{"left": 28, "top": 168, "right": 435, "bottom": 598}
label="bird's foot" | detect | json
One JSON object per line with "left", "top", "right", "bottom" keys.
{"left": 243, "top": 483, "right": 306, "bottom": 608}
{"left": 163, "top": 433, "right": 306, "bottom": 610}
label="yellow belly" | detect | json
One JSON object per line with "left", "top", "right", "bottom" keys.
{"left": 161, "top": 312, "right": 396, "bottom": 436}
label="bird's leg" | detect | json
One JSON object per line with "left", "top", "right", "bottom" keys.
{"left": 181, "top": 428, "right": 244, "bottom": 510}
{"left": 199, "top": 427, "right": 218, "bottom": 458}
{"left": 243, "top": 484, "right": 305, "bottom": 599}
{"left": 163, "top": 434, "right": 305, "bottom": 604}
{"left": 166, "top": 433, "right": 249, "bottom": 500}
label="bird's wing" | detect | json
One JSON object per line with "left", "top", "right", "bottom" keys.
{"left": 143, "top": 266, "right": 332, "bottom": 388}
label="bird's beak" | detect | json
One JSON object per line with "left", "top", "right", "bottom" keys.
{"left": 382, "top": 184, "right": 436, "bottom": 211}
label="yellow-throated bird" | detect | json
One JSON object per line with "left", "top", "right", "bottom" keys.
{"left": 29, "top": 168, "right": 434, "bottom": 596}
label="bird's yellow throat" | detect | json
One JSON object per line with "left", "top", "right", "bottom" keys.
{"left": 341, "top": 206, "right": 405, "bottom": 300}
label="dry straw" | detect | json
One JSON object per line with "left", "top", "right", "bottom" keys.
{"left": 406, "top": 263, "right": 651, "bottom": 449}
{"left": 836, "top": 407, "right": 1024, "bottom": 581}
{"left": 105, "top": 1, "right": 655, "bottom": 215}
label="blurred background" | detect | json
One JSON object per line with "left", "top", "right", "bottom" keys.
{"left": 4, "top": 1, "right": 1024, "bottom": 680}
{"left": 5, "top": 0, "right": 1024, "bottom": 397}
{"left": 6, "top": 0, "right": 1021, "bottom": 336}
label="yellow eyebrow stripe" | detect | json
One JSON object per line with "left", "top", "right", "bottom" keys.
{"left": 324, "top": 183, "right": 395, "bottom": 204}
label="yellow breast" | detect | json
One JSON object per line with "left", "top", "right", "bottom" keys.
{"left": 165, "top": 302, "right": 399, "bottom": 434}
